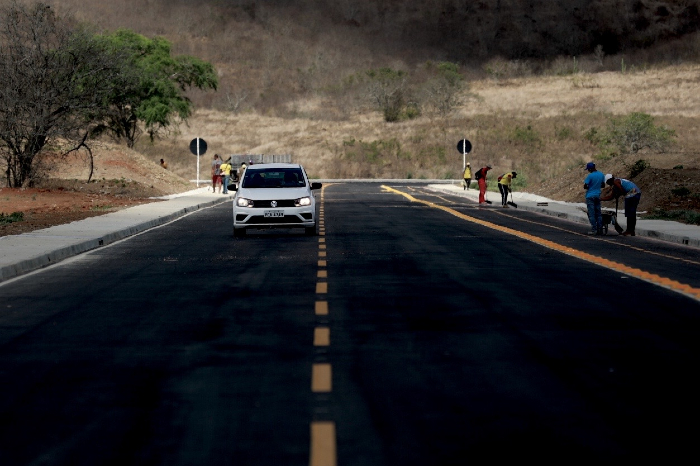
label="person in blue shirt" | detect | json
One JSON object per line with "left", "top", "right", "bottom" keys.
{"left": 601, "top": 174, "right": 642, "bottom": 236}
{"left": 583, "top": 162, "right": 605, "bottom": 235}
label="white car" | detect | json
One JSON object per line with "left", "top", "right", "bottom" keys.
{"left": 231, "top": 163, "right": 322, "bottom": 237}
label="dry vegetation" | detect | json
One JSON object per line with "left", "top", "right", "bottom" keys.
{"left": 4, "top": 0, "right": 700, "bottom": 225}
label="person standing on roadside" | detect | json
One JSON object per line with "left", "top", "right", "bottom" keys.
{"left": 219, "top": 159, "right": 232, "bottom": 194}
{"left": 474, "top": 165, "right": 492, "bottom": 204}
{"left": 463, "top": 163, "right": 472, "bottom": 190}
{"left": 497, "top": 171, "right": 517, "bottom": 207}
{"left": 211, "top": 154, "right": 222, "bottom": 193}
{"left": 583, "top": 162, "right": 605, "bottom": 235}
{"left": 601, "top": 174, "right": 642, "bottom": 236}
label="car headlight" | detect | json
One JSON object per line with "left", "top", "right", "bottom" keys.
{"left": 237, "top": 197, "right": 253, "bottom": 207}
{"left": 295, "top": 196, "right": 311, "bottom": 207}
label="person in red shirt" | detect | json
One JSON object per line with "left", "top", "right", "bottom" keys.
{"left": 474, "top": 165, "right": 492, "bottom": 204}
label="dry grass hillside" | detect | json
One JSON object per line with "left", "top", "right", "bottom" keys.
{"left": 149, "top": 64, "right": 700, "bottom": 197}
{"left": 3, "top": 0, "right": 700, "bottom": 230}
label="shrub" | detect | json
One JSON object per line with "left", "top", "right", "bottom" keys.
{"left": 671, "top": 186, "right": 691, "bottom": 196}
{"left": 585, "top": 113, "right": 675, "bottom": 159}
{"left": 512, "top": 125, "right": 540, "bottom": 146}
{"left": 555, "top": 125, "right": 574, "bottom": 140}
{"left": 606, "top": 113, "right": 675, "bottom": 154}
{"left": 0, "top": 211, "right": 24, "bottom": 224}
{"left": 628, "top": 159, "right": 649, "bottom": 178}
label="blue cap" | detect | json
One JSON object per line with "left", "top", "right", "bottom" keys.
{"left": 586, "top": 162, "right": 596, "bottom": 170}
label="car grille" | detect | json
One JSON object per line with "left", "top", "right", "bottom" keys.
{"left": 247, "top": 215, "right": 304, "bottom": 224}
{"left": 251, "top": 199, "right": 297, "bottom": 208}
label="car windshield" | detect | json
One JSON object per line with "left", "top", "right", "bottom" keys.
{"left": 242, "top": 168, "right": 306, "bottom": 188}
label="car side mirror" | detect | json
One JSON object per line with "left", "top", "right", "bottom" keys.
{"left": 311, "top": 182, "right": 322, "bottom": 190}
{"left": 228, "top": 183, "right": 238, "bottom": 192}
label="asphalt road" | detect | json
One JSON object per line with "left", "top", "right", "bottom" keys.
{"left": 1, "top": 182, "right": 699, "bottom": 465}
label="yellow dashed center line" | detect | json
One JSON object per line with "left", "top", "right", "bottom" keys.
{"left": 310, "top": 422, "right": 337, "bottom": 466}
{"left": 315, "top": 301, "right": 329, "bottom": 315}
{"left": 383, "top": 185, "right": 700, "bottom": 302}
{"left": 312, "top": 363, "right": 332, "bottom": 392}
{"left": 310, "top": 184, "right": 336, "bottom": 466}
{"left": 314, "top": 327, "right": 330, "bottom": 346}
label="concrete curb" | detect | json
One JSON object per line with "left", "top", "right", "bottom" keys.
{"left": 0, "top": 195, "right": 230, "bottom": 283}
{"left": 428, "top": 183, "right": 700, "bottom": 249}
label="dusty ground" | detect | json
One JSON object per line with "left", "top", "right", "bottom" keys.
{"left": 535, "top": 153, "right": 700, "bottom": 217}
{"left": 1, "top": 145, "right": 194, "bottom": 237}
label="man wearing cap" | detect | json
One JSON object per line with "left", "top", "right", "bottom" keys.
{"left": 584, "top": 162, "right": 605, "bottom": 235}
{"left": 474, "top": 164, "right": 492, "bottom": 204}
{"left": 601, "top": 174, "right": 642, "bottom": 236}
{"left": 498, "top": 171, "right": 517, "bottom": 207}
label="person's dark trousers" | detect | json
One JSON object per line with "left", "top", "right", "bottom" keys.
{"left": 624, "top": 193, "right": 641, "bottom": 235}
{"left": 498, "top": 183, "right": 508, "bottom": 206}
{"left": 464, "top": 178, "right": 471, "bottom": 190}
{"left": 586, "top": 196, "right": 603, "bottom": 233}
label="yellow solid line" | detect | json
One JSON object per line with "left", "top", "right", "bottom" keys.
{"left": 310, "top": 422, "right": 337, "bottom": 466}
{"left": 318, "top": 270, "right": 328, "bottom": 278}
{"left": 315, "top": 301, "right": 329, "bottom": 315}
{"left": 318, "top": 260, "right": 327, "bottom": 267}
{"left": 493, "top": 209, "right": 700, "bottom": 266}
{"left": 382, "top": 185, "right": 700, "bottom": 302}
{"left": 316, "top": 282, "right": 328, "bottom": 294}
{"left": 312, "top": 363, "right": 332, "bottom": 392}
{"left": 314, "top": 327, "right": 330, "bottom": 346}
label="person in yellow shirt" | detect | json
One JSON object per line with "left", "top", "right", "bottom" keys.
{"left": 219, "top": 159, "right": 232, "bottom": 194}
{"left": 462, "top": 163, "right": 472, "bottom": 190}
{"left": 497, "top": 171, "right": 517, "bottom": 207}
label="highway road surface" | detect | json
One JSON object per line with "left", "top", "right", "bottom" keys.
{"left": 1, "top": 182, "right": 699, "bottom": 465}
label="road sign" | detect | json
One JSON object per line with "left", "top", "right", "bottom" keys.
{"left": 456, "top": 139, "right": 471, "bottom": 154}
{"left": 189, "top": 138, "right": 208, "bottom": 187}
{"left": 457, "top": 139, "right": 472, "bottom": 171}
{"left": 190, "top": 138, "right": 208, "bottom": 156}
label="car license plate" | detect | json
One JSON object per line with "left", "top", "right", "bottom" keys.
{"left": 264, "top": 210, "right": 284, "bottom": 217}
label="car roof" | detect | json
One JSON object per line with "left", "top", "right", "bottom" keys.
{"left": 246, "top": 163, "right": 302, "bottom": 170}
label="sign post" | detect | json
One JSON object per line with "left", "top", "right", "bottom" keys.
{"left": 456, "top": 139, "right": 472, "bottom": 170}
{"left": 189, "top": 138, "right": 208, "bottom": 187}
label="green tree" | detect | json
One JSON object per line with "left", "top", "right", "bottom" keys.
{"left": 96, "top": 29, "right": 218, "bottom": 148}
{"left": 0, "top": 2, "right": 127, "bottom": 187}
{"left": 607, "top": 112, "right": 675, "bottom": 154}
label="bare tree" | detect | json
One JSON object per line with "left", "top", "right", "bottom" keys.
{"left": 420, "top": 62, "right": 464, "bottom": 118}
{"left": 365, "top": 68, "right": 407, "bottom": 122}
{"left": 0, "top": 1, "right": 124, "bottom": 187}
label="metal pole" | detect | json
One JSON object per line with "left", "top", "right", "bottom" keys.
{"left": 196, "top": 138, "right": 200, "bottom": 187}
{"left": 462, "top": 139, "right": 466, "bottom": 171}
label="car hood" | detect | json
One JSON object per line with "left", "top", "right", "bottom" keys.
{"left": 236, "top": 187, "right": 311, "bottom": 200}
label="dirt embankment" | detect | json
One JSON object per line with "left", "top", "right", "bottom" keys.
{"left": 534, "top": 153, "right": 700, "bottom": 216}
{"left": 1, "top": 146, "right": 194, "bottom": 237}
